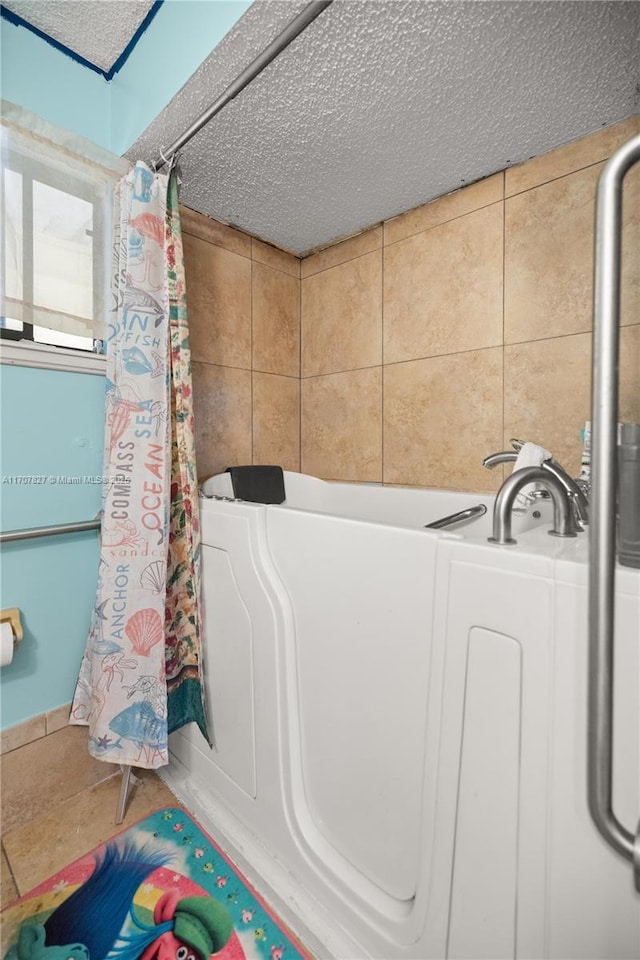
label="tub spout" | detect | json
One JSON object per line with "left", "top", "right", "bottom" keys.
{"left": 488, "top": 466, "right": 578, "bottom": 545}
{"left": 483, "top": 449, "right": 589, "bottom": 529}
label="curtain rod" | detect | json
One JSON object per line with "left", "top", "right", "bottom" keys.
{"left": 153, "top": 0, "right": 333, "bottom": 170}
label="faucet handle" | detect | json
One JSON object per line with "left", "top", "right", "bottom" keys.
{"left": 509, "top": 438, "right": 526, "bottom": 452}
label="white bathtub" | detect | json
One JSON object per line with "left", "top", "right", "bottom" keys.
{"left": 162, "top": 472, "right": 640, "bottom": 959}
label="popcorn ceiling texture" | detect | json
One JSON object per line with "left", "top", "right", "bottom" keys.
{"left": 128, "top": 0, "right": 640, "bottom": 254}
{"left": 3, "top": 0, "right": 155, "bottom": 71}
{"left": 17, "top": 0, "right": 639, "bottom": 254}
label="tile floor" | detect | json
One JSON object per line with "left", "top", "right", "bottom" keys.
{"left": 0, "top": 727, "right": 313, "bottom": 958}
{"left": 1, "top": 764, "right": 177, "bottom": 910}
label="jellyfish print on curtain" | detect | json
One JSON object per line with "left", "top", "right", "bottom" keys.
{"left": 71, "top": 161, "right": 209, "bottom": 768}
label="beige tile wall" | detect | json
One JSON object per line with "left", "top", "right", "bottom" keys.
{"left": 300, "top": 115, "right": 640, "bottom": 490}
{"left": 182, "top": 115, "right": 639, "bottom": 493}
{"left": 181, "top": 209, "right": 301, "bottom": 480}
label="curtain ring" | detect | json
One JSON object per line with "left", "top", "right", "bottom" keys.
{"left": 154, "top": 146, "right": 172, "bottom": 173}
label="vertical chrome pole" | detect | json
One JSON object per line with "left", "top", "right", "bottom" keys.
{"left": 589, "top": 133, "right": 640, "bottom": 880}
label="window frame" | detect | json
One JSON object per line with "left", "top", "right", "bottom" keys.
{"left": 1, "top": 146, "right": 106, "bottom": 353}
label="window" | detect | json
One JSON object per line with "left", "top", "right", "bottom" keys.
{"left": 1, "top": 111, "right": 120, "bottom": 353}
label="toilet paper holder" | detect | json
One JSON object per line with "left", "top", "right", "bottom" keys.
{"left": 0, "top": 607, "right": 23, "bottom": 646}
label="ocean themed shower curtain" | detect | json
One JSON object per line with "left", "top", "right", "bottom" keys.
{"left": 71, "top": 162, "right": 208, "bottom": 768}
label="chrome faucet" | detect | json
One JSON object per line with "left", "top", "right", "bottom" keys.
{"left": 483, "top": 440, "right": 589, "bottom": 529}
{"left": 488, "top": 467, "right": 578, "bottom": 545}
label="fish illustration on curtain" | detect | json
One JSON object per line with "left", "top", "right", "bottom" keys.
{"left": 71, "top": 161, "right": 210, "bottom": 768}
{"left": 164, "top": 171, "right": 209, "bottom": 742}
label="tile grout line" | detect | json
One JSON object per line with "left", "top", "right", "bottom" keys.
{"left": 502, "top": 181, "right": 506, "bottom": 455}
{"left": 384, "top": 194, "right": 504, "bottom": 251}
{"left": 2, "top": 839, "right": 20, "bottom": 899}
{"left": 381, "top": 244, "right": 385, "bottom": 485}
{"left": 183, "top": 229, "right": 299, "bottom": 280}
{"left": 503, "top": 153, "right": 627, "bottom": 201}
{"left": 299, "top": 268, "right": 303, "bottom": 473}
{"left": 250, "top": 253, "right": 254, "bottom": 464}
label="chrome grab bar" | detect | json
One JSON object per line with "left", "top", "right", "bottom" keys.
{"left": 589, "top": 132, "right": 640, "bottom": 889}
{"left": 424, "top": 503, "right": 487, "bottom": 530}
{"left": 0, "top": 518, "right": 101, "bottom": 543}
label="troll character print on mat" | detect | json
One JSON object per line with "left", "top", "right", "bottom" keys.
{"left": 1, "top": 808, "right": 313, "bottom": 960}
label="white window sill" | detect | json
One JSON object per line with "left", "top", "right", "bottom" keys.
{"left": 0, "top": 341, "right": 106, "bottom": 376}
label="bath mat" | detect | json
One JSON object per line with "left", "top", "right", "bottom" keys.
{"left": 1, "top": 807, "right": 312, "bottom": 960}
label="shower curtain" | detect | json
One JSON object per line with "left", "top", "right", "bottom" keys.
{"left": 71, "top": 162, "right": 209, "bottom": 768}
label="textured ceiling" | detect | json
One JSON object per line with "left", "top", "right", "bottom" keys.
{"left": 3, "top": 0, "right": 155, "bottom": 72}
{"left": 12, "top": 0, "right": 637, "bottom": 254}
{"left": 6, "top": 0, "right": 639, "bottom": 252}
{"left": 129, "top": 0, "right": 640, "bottom": 255}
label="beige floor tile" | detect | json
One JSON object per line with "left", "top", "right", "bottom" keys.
{"left": 192, "top": 363, "right": 252, "bottom": 481}
{"left": 252, "top": 263, "right": 300, "bottom": 378}
{"left": 301, "top": 368, "right": 382, "bottom": 482}
{"left": 0, "top": 715, "right": 46, "bottom": 756}
{"left": 301, "top": 226, "right": 382, "bottom": 278}
{"left": 45, "top": 703, "right": 72, "bottom": 736}
{"left": 1, "top": 725, "right": 113, "bottom": 834}
{"left": 252, "top": 373, "right": 300, "bottom": 472}
{"left": 3, "top": 771, "right": 179, "bottom": 896}
{"left": 383, "top": 349, "right": 503, "bottom": 491}
{"left": 384, "top": 173, "right": 503, "bottom": 247}
{"left": 1, "top": 846, "right": 18, "bottom": 909}
{"left": 302, "top": 251, "right": 382, "bottom": 377}
{"left": 384, "top": 203, "right": 503, "bottom": 364}
{"left": 505, "top": 163, "right": 639, "bottom": 345}
{"left": 183, "top": 234, "right": 252, "bottom": 369}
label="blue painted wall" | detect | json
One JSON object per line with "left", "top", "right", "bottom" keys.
{"left": 0, "top": 0, "right": 252, "bottom": 730}
{"left": 1, "top": 0, "right": 252, "bottom": 154}
{"left": 0, "top": 365, "right": 106, "bottom": 728}
{"left": 0, "top": 19, "right": 111, "bottom": 147}
{"left": 110, "top": 0, "right": 252, "bottom": 155}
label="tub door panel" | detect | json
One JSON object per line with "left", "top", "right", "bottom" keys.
{"left": 433, "top": 559, "right": 554, "bottom": 960}
{"left": 266, "top": 510, "right": 438, "bottom": 904}
{"left": 170, "top": 536, "right": 257, "bottom": 800}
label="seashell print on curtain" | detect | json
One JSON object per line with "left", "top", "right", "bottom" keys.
{"left": 70, "top": 163, "right": 209, "bottom": 768}
{"left": 164, "top": 171, "right": 209, "bottom": 743}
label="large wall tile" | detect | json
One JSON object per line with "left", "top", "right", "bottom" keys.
{"left": 504, "top": 334, "right": 589, "bottom": 476}
{"left": 301, "top": 368, "right": 382, "bottom": 481}
{"left": 383, "top": 349, "right": 503, "bottom": 492}
{"left": 505, "top": 325, "right": 639, "bottom": 478}
{"left": 301, "top": 226, "right": 382, "bottom": 278}
{"left": 505, "top": 115, "right": 640, "bottom": 197}
{"left": 183, "top": 234, "right": 252, "bottom": 368}
{"left": 252, "top": 373, "right": 300, "bottom": 471}
{"left": 252, "top": 263, "right": 300, "bottom": 378}
{"left": 192, "top": 362, "right": 252, "bottom": 480}
{"left": 505, "top": 164, "right": 639, "bottom": 344}
{"left": 302, "top": 251, "right": 382, "bottom": 377}
{"left": 180, "top": 205, "right": 252, "bottom": 259}
{"left": 252, "top": 238, "right": 300, "bottom": 278}
{"left": 619, "top": 323, "right": 640, "bottom": 423}
{"left": 384, "top": 203, "right": 503, "bottom": 364}
{"left": 621, "top": 167, "right": 640, "bottom": 326}
{"left": 384, "top": 173, "right": 503, "bottom": 247}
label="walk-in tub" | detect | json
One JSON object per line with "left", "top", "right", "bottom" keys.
{"left": 161, "top": 471, "right": 639, "bottom": 959}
